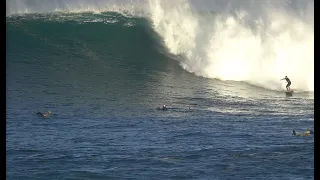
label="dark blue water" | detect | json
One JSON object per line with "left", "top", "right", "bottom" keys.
{"left": 6, "top": 12, "right": 314, "bottom": 180}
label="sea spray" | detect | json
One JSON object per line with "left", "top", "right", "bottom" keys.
{"left": 148, "top": 0, "right": 314, "bottom": 91}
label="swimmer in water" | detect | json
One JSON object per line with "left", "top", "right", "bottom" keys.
{"left": 162, "top": 105, "right": 167, "bottom": 110}
{"left": 37, "top": 110, "right": 51, "bottom": 117}
{"left": 156, "top": 105, "right": 168, "bottom": 111}
{"left": 292, "top": 130, "right": 310, "bottom": 137}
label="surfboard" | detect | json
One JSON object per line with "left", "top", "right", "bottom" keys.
{"left": 285, "top": 90, "right": 293, "bottom": 96}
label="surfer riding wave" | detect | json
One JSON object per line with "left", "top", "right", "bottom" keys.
{"left": 281, "top": 76, "right": 291, "bottom": 91}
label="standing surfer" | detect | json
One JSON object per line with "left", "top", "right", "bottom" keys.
{"left": 281, "top": 76, "right": 291, "bottom": 91}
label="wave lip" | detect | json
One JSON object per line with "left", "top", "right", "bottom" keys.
{"left": 6, "top": 0, "right": 147, "bottom": 17}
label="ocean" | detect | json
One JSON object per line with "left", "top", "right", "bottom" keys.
{"left": 6, "top": 0, "right": 314, "bottom": 179}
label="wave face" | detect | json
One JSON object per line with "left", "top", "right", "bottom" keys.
{"left": 7, "top": 0, "right": 314, "bottom": 92}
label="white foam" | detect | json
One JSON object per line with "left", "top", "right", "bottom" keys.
{"left": 147, "top": 0, "right": 314, "bottom": 92}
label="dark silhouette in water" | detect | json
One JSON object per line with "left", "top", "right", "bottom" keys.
{"left": 37, "top": 110, "right": 51, "bottom": 117}
{"left": 157, "top": 105, "right": 168, "bottom": 111}
{"left": 292, "top": 129, "right": 313, "bottom": 136}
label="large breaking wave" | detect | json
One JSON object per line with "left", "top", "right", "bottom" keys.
{"left": 7, "top": 0, "right": 314, "bottom": 92}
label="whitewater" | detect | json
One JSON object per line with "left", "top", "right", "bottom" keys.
{"left": 7, "top": 0, "right": 314, "bottom": 92}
